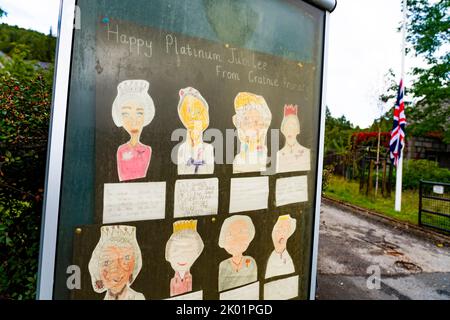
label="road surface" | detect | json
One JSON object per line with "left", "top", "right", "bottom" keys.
{"left": 316, "top": 203, "right": 450, "bottom": 300}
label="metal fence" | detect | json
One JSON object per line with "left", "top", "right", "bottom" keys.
{"left": 419, "top": 180, "right": 450, "bottom": 233}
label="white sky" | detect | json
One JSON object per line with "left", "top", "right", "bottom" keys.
{"left": 0, "top": 0, "right": 420, "bottom": 128}
{"left": 327, "top": 0, "right": 416, "bottom": 128}
{"left": 0, "top": 0, "right": 60, "bottom": 35}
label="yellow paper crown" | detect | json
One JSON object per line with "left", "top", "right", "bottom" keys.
{"left": 173, "top": 220, "right": 197, "bottom": 233}
{"left": 234, "top": 92, "right": 265, "bottom": 111}
{"left": 278, "top": 214, "right": 291, "bottom": 221}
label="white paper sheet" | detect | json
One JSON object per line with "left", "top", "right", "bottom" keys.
{"left": 275, "top": 176, "right": 308, "bottom": 207}
{"left": 174, "top": 178, "right": 219, "bottom": 218}
{"left": 165, "top": 290, "right": 203, "bottom": 300}
{"left": 264, "top": 275, "right": 299, "bottom": 300}
{"left": 433, "top": 185, "right": 444, "bottom": 195}
{"left": 219, "top": 282, "right": 259, "bottom": 300}
{"left": 229, "top": 177, "right": 269, "bottom": 213}
{"left": 103, "top": 182, "right": 166, "bottom": 224}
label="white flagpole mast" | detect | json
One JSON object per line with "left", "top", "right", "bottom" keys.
{"left": 395, "top": 0, "right": 407, "bottom": 212}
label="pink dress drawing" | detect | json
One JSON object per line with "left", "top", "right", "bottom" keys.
{"left": 170, "top": 271, "right": 192, "bottom": 297}
{"left": 116, "top": 143, "right": 151, "bottom": 181}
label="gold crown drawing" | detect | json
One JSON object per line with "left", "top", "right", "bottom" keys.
{"left": 234, "top": 92, "right": 266, "bottom": 111}
{"left": 278, "top": 214, "right": 291, "bottom": 221}
{"left": 117, "top": 79, "right": 149, "bottom": 96}
{"left": 100, "top": 225, "right": 136, "bottom": 243}
{"left": 173, "top": 220, "right": 197, "bottom": 233}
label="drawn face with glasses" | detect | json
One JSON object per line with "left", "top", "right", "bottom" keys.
{"left": 98, "top": 245, "right": 136, "bottom": 294}
{"left": 235, "top": 107, "right": 267, "bottom": 145}
{"left": 223, "top": 219, "right": 253, "bottom": 256}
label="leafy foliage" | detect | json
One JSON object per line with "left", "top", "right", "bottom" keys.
{"left": 324, "top": 107, "right": 355, "bottom": 155}
{"left": 322, "top": 164, "right": 335, "bottom": 191}
{"left": 351, "top": 132, "right": 391, "bottom": 150}
{"left": 403, "top": 159, "right": 450, "bottom": 189}
{"left": 406, "top": 0, "right": 450, "bottom": 142}
{"left": 0, "top": 23, "right": 56, "bottom": 62}
{"left": 0, "top": 44, "right": 55, "bottom": 83}
{"left": 0, "top": 66, "right": 53, "bottom": 299}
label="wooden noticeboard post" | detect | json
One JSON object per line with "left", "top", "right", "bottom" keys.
{"left": 37, "top": 0, "right": 336, "bottom": 300}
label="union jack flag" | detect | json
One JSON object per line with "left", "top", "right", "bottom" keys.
{"left": 390, "top": 79, "right": 406, "bottom": 167}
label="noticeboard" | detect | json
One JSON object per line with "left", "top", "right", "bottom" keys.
{"left": 38, "top": 0, "right": 334, "bottom": 300}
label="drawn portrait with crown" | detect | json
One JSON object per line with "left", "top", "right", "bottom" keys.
{"left": 232, "top": 92, "right": 272, "bottom": 173}
{"left": 88, "top": 225, "right": 145, "bottom": 300}
{"left": 165, "top": 220, "right": 204, "bottom": 297}
{"left": 177, "top": 87, "right": 214, "bottom": 175}
{"left": 265, "top": 214, "right": 297, "bottom": 279}
{"left": 112, "top": 80, "right": 155, "bottom": 181}
{"left": 276, "top": 104, "right": 311, "bottom": 173}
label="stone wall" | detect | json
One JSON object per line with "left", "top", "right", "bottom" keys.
{"left": 406, "top": 136, "right": 450, "bottom": 169}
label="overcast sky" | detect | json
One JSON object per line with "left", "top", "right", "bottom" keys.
{"left": 0, "top": 0, "right": 417, "bottom": 128}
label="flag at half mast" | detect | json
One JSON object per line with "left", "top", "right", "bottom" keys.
{"left": 389, "top": 79, "right": 406, "bottom": 167}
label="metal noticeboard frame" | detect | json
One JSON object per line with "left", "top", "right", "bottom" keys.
{"left": 37, "top": 0, "right": 76, "bottom": 300}
{"left": 37, "top": 0, "right": 334, "bottom": 300}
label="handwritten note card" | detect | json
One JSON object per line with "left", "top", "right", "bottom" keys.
{"left": 103, "top": 182, "right": 166, "bottom": 224}
{"left": 220, "top": 282, "right": 260, "bottom": 300}
{"left": 229, "top": 177, "right": 269, "bottom": 213}
{"left": 264, "top": 276, "right": 299, "bottom": 300}
{"left": 166, "top": 290, "right": 203, "bottom": 300}
{"left": 276, "top": 176, "right": 308, "bottom": 207}
{"left": 174, "top": 178, "right": 219, "bottom": 218}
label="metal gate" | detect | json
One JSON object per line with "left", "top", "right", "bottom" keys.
{"left": 419, "top": 180, "right": 450, "bottom": 233}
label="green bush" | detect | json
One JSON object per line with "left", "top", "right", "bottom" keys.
{"left": 403, "top": 159, "right": 450, "bottom": 189}
{"left": 322, "top": 164, "right": 335, "bottom": 192}
{"left": 0, "top": 71, "right": 52, "bottom": 299}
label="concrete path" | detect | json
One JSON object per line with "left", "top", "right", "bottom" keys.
{"left": 316, "top": 203, "right": 450, "bottom": 300}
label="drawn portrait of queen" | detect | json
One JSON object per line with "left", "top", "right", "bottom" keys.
{"left": 276, "top": 104, "right": 310, "bottom": 173}
{"left": 232, "top": 92, "right": 272, "bottom": 173}
{"left": 165, "top": 220, "right": 204, "bottom": 297}
{"left": 88, "top": 225, "right": 145, "bottom": 300}
{"left": 218, "top": 215, "right": 257, "bottom": 292}
{"left": 177, "top": 87, "right": 214, "bottom": 175}
{"left": 265, "top": 214, "right": 297, "bottom": 279}
{"left": 112, "top": 80, "right": 155, "bottom": 182}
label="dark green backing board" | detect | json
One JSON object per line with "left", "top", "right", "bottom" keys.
{"left": 55, "top": 0, "right": 325, "bottom": 300}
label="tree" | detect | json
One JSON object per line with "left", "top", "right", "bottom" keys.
{"left": 0, "top": 8, "right": 6, "bottom": 18}
{"left": 406, "top": 0, "right": 450, "bottom": 142}
{"left": 325, "top": 107, "right": 355, "bottom": 155}
{"left": 0, "top": 24, "right": 57, "bottom": 62}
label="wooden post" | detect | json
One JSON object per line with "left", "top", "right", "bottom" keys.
{"left": 387, "top": 162, "right": 393, "bottom": 197}
{"left": 382, "top": 159, "right": 387, "bottom": 197}
{"left": 367, "top": 160, "right": 374, "bottom": 196}
{"left": 360, "top": 157, "right": 366, "bottom": 194}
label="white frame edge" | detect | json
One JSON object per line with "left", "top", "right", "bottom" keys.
{"left": 36, "top": 0, "right": 76, "bottom": 300}
{"left": 309, "top": 11, "right": 330, "bottom": 300}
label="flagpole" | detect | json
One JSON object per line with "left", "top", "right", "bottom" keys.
{"left": 395, "top": 0, "right": 407, "bottom": 212}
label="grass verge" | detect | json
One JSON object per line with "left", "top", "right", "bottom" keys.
{"left": 323, "top": 175, "right": 419, "bottom": 225}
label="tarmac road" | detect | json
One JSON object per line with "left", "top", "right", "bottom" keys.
{"left": 316, "top": 203, "right": 450, "bottom": 300}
